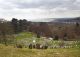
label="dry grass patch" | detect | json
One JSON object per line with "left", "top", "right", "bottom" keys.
{"left": 0, "top": 45, "right": 80, "bottom": 57}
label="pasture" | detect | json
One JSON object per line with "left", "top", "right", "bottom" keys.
{"left": 0, "top": 44, "right": 80, "bottom": 57}
{"left": 0, "top": 32, "right": 80, "bottom": 57}
{"left": 14, "top": 32, "right": 80, "bottom": 49}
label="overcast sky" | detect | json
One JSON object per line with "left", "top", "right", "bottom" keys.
{"left": 0, "top": 0, "right": 80, "bottom": 21}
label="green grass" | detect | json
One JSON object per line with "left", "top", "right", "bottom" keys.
{"left": 0, "top": 32, "right": 80, "bottom": 57}
{"left": 14, "top": 32, "right": 80, "bottom": 48}
{"left": 0, "top": 31, "right": 80, "bottom": 57}
{"left": 0, "top": 44, "right": 80, "bottom": 57}
{"left": 15, "top": 32, "right": 34, "bottom": 40}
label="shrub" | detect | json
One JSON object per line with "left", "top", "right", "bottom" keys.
{"left": 16, "top": 44, "right": 23, "bottom": 48}
{"left": 29, "top": 44, "right": 33, "bottom": 49}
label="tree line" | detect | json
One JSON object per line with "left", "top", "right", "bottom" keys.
{"left": 0, "top": 18, "right": 31, "bottom": 45}
{"left": 0, "top": 18, "right": 80, "bottom": 45}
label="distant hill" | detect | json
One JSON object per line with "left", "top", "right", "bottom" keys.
{"left": 47, "top": 17, "right": 80, "bottom": 24}
{"left": 51, "top": 17, "right": 80, "bottom": 24}
{"left": 31, "top": 17, "right": 80, "bottom": 24}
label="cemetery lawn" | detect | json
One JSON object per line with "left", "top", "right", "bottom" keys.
{"left": 0, "top": 44, "right": 80, "bottom": 57}
{"left": 15, "top": 32, "right": 34, "bottom": 40}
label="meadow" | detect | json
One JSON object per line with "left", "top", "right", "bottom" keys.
{"left": 0, "top": 32, "right": 80, "bottom": 57}
{"left": 15, "top": 32, "right": 80, "bottom": 49}
{"left": 0, "top": 44, "right": 80, "bottom": 57}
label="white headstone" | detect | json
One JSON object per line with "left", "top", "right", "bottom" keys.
{"left": 33, "top": 40, "right": 36, "bottom": 43}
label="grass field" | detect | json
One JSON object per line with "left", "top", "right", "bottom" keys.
{"left": 15, "top": 32, "right": 34, "bottom": 40}
{"left": 0, "top": 44, "right": 80, "bottom": 57}
{"left": 14, "top": 32, "right": 80, "bottom": 49}
{"left": 0, "top": 32, "right": 80, "bottom": 57}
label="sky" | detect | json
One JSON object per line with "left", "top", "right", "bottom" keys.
{"left": 0, "top": 0, "right": 80, "bottom": 21}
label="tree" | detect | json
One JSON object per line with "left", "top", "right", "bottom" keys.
{"left": 19, "top": 20, "right": 23, "bottom": 32}
{"left": 54, "top": 34, "right": 59, "bottom": 40}
{"left": 75, "top": 22, "right": 80, "bottom": 35}
{"left": 11, "top": 18, "right": 28, "bottom": 33}
{"left": 76, "top": 22, "right": 79, "bottom": 27}
{"left": 0, "top": 19, "right": 13, "bottom": 45}
{"left": 11, "top": 18, "right": 19, "bottom": 33}
{"left": 63, "top": 33, "right": 67, "bottom": 41}
{"left": 22, "top": 19, "right": 28, "bottom": 31}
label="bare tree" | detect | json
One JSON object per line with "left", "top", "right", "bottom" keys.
{"left": 0, "top": 19, "right": 13, "bottom": 45}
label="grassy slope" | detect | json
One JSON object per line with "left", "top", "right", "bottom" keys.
{"left": 0, "top": 32, "right": 80, "bottom": 57}
{"left": 0, "top": 44, "right": 80, "bottom": 57}
{"left": 15, "top": 32, "right": 34, "bottom": 40}
{"left": 14, "top": 32, "right": 80, "bottom": 48}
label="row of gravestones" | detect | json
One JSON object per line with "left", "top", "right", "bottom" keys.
{"left": 16, "top": 44, "right": 80, "bottom": 49}
{"left": 49, "top": 45, "right": 80, "bottom": 49}
{"left": 29, "top": 43, "right": 48, "bottom": 49}
{"left": 15, "top": 41, "right": 80, "bottom": 49}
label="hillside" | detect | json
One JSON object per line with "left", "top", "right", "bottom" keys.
{"left": 0, "top": 44, "right": 80, "bottom": 57}
{"left": 51, "top": 17, "right": 80, "bottom": 24}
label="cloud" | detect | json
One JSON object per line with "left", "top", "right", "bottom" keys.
{"left": 0, "top": 0, "right": 80, "bottom": 21}
{"left": 0, "top": 0, "right": 79, "bottom": 10}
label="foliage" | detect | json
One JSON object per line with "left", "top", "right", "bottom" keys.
{"left": 0, "top": 19, "right": 14, "bottom": 45}
{"left": 15, "top": 32, "right": 80, "bottom": 48}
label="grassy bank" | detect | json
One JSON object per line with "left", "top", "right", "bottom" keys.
{"left": 0, "top": 44, "right": 80, "bottom": 57}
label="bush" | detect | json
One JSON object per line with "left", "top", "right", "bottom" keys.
{"left": 29, "top": 44, "right": 33, "bottom": 49}
{"left": 16, "top": 44, "right": 23, "bottom": 48}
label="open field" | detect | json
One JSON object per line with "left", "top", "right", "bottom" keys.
{"left": 0, "top": 44, "right": 80, "bottom": 57}
{"left": 0, "top": 32, "right": 80, "bottom": 57}
{"left": 14, "top": 32, "right": 80, "bottom": 48}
